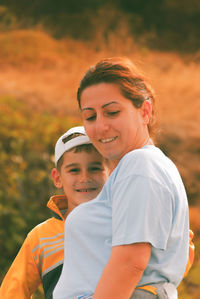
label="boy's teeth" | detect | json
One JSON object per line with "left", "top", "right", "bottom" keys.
{"left": 78, "top": 188, "right": 95, "bottom": 192}
{"left": 76, "top": 187, "right": 97, "bottom": 192}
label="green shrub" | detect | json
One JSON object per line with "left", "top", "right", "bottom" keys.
{"left": 0, "top": 96, "right": 77, "bottom": 279}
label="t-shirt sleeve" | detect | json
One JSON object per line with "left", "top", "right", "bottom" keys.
{"left": 111, "top": 170, "right": 173, "bottom": 250}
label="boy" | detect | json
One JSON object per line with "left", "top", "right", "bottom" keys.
{"left": 0, "top": 126, "right": 110, "bottom": 299}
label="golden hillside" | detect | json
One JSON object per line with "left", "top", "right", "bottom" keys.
{"left": 0, "top": 30, "right": 199, "bottom": 208}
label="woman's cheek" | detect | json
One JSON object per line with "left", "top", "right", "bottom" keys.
{"left": 84, "top": 124, "right": 94, "bottom": 140}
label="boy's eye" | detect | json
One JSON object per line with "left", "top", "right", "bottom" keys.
{"left": 68, "top": 168, "right": 80, "bottom": 173}
{"left": 89, "top": 166, "right": 103, "bottom": 172}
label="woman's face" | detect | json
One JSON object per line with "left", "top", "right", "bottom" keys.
{"left": 80, "top": 83, "right": 151, "bottom": 163}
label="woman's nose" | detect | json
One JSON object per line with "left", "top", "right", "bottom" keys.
{"left": 95, "top": 115, "right": 109, "bottom": 133}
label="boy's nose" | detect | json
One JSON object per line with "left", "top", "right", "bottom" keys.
{"left": 79, "top": 170, "right": 91, "bottom": 182}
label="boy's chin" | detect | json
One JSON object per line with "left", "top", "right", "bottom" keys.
{"left": 78, "top": 192, "right": 98, "bottom": 203}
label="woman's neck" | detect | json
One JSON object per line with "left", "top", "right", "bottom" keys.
{"left": 109, "top": 136, "right": 154, "bottom": 170}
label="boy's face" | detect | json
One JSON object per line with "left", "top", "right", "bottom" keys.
{"left": 52, "top": 149, "right": 109, "bottom": 213}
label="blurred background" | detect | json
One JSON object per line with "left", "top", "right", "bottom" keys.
{"left": 0, "top": 0, "right": 200, "bottom": 298}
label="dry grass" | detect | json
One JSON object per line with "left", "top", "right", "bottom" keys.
{"left": 190, "top": 207, "right": 200, "bottom": 235}
{"left": 0, "top": 30, "right": 199, "bottom": 127}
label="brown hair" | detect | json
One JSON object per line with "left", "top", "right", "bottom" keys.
{"left": 77, "top": 57, "right": 157, "bottom": 137}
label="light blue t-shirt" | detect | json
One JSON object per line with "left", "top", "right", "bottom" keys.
{"left": 53, "top": 145, "right": 189, "bottom": 299}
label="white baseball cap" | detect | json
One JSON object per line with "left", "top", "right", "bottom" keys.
{"left": 55, "top": 126, "right": 91, "bottom": 166}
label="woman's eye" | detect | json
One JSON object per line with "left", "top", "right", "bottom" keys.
{"left": 86, "top": 115, "right": 96, "bottom": 121}
{"left": 107, "top": 111, "right": 120, "bottom": 116}
{"left": 82, "top": 112, "right": 96, "bottom": 121}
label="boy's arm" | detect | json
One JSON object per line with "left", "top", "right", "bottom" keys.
{"left": 0, "top": 235, "right": 41, "bottom": 299}
{"left": 184, "top": 229, "right": 195, "bottom": 277}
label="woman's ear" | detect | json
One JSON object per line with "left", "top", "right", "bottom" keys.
{"left": 141, "top": 100, "right": 152, "bottom": 125}
{"left": 51, "top": 168, "right": 63, "bottom": 189}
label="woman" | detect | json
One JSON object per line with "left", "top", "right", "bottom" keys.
{"left": 53, "top": 57, "right": 189, "bottom": 298}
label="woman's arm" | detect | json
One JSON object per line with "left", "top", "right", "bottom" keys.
{"left": 93, "top": 242, "right": 152, "bottom": 299}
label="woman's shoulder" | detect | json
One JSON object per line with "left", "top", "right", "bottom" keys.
{"left": 121, "top": 145, "right": 161, "bottom": 166}
{"left": 115, "top": 145, "right": 181, "bottom": 187}
{"left": 114, "top": 145, "right": 171, "bottom": 182}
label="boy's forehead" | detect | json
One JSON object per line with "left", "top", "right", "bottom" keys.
{"left": 63, "top": 148, "right": 104, "bottom": 163}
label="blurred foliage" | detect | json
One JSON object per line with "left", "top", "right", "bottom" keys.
{"left": 178, "top": 236, "right": 200, "bottom": 298}
{"left": 0, "top": 30, "right": 67, "bottom": 67}
{"left": 0, "top": 96, "right": 76, "bottom": 280}
{"left": 0, "top": 1, "right": 200, "bottom": 52}
{"left": 157, "top": 130, "right": 200, "bottom": 206}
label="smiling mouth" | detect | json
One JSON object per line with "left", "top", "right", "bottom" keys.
{"left": 76, "top": 188, "right": 98, "bottom": 193}
{"left": 99, "top": 136, "right": 117, "bottom": 143}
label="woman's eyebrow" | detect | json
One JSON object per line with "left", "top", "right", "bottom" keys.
{"left": 102, "top": 101, "right": 118, "bottom": 108}
{"left": 81, "top": 107, "right": 94, "bottom": 112}
{"left": 82, "top": 101, "right": 119, "bottom": 111}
